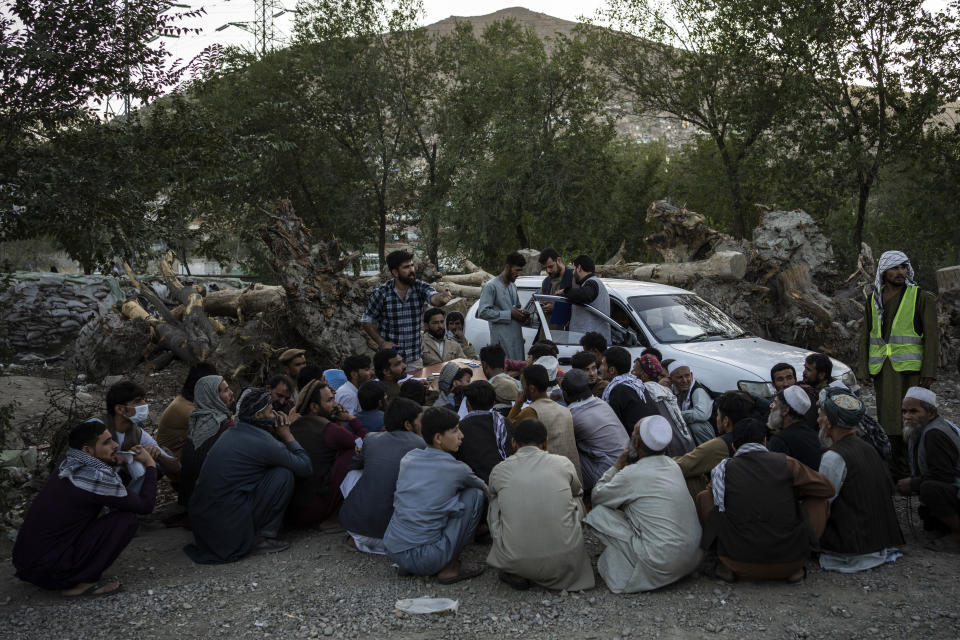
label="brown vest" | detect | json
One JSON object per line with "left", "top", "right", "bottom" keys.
{"left": 820, "top": 435, "right": 903, "bottom": 554}
{"left": 703, "top": 451, "right": 813, "bottom": 563}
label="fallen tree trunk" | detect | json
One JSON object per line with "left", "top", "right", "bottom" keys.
{"left": 440, "top": 271, "right": 491, "bottom": 286}
{"left": 595, "top": 262, "right": 644, "bottom": 278}
{"left": 436, "top": 281, "right": 483, "bottom": 299}
{"left": 645, "top": 200, "right": 734, "bottom": 262}
{"left": 632, "top": 251, "right": 747, "bottom": 284}
{"left": 258, "top": 200, "right": 376, "bottom": 364}
{"left": 204, "top": 283, "right": 286, "bottom": 319}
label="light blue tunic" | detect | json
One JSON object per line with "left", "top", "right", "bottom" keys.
{"left": 478, "top": 276, "right": 525, "bottom": 360}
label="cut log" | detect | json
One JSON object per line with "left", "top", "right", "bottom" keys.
{"left": 436, "top": 281, "right": 483, "bottom": 299}
{"left": 462, "top": 260, "right": 494, "bottom": 280}
{"left": 440, "top": 271, "right": 491, "bottom": 286}
{"left": 603, "top": 241, "right": 626, "bottom": 266}
{"left": 632, "top": 251, "right": 747, "bottom": 284}
{"left": 595, "top": 262, "right": 644, "bottom": 278}
{"left": 645, "top": 200, "right": 733, "bottom": 262}
{"left": 203, "top": 283, "right": 286, "bottom": 318}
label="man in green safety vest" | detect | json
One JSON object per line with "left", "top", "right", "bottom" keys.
{"left": 858, "top": 250, "right": 939, "bottom": 479}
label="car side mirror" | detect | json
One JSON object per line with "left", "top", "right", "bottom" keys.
{"left": 624, "top": 329, "right": 640, "bottom": 347}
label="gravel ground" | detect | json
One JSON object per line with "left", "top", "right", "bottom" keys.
{"left": 1, "top": 370, "right": 959, "bottom": 639}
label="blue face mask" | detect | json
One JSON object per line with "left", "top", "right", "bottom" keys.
{"left": 127, "top": 404, "right": 149, "bottom": 423}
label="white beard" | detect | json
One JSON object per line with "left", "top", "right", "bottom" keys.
{"left": 818, "top": 427, "right": 834, "bottom": 449}
{"left": 767, "top": 409, "right": 783, "bottom": 432}
{"left": 902, "top": 425, "right": 915, "bottom": 441}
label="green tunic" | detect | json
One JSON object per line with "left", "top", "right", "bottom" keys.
{"left": 857, "top": 286, "right": 939, "bottom": 436}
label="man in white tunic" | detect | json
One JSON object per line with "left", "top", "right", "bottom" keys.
{"left": 486, "top": 419, "right": 595, "bottom": 591}
{"left": 586, "top": 415, "right": 704, "bottom": 593}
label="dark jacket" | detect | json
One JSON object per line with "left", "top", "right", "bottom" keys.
{"left": 821, "top": 435, "right": 903, "bottom": 555}
{"left": 456, "top": 413, "right": 509, "bottom": 484}
{"left": 541, "top": 266, "right": 575, "bottom": 326}
{"left": 702, "top": 451, "right": 820, "bottom": 564}
{"left": 768, "top": 420, "right": 823, "bottom": 471}
{"left": 607, "top": 384, "right": 659, "bottom": 436}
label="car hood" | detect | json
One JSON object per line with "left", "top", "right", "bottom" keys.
{"left": 668, "top": 337, "right": 851, "bottom": 380}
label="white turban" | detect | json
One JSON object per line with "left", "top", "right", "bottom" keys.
{"left": 783, "top": 385, "right": 812, "bottom": 416}
{"left": 667, "top": 361, "right": 690, "bottom": 375}
{"left": 874, "top": 251, "right": 916, "bottom": 323}
{"left": 904, "top": 386, "right": 937, "bottom": 408}
{"left": 638, "top": 415, "right": 673, "bottom": 452}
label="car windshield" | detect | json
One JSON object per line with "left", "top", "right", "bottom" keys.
{"left": 628, "top": 294, "right": 747, "bottom": 344}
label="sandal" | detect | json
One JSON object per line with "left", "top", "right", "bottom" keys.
{"left": 701, "top": 563, "right": 738, "bottom": 584}
{"left": 786, "top": 566, "right": 807, "bottom": 584}
{"left": 437, "top": 563, "right": 485, "bottom": 585}
{"left": 63, "top": 580, "right": 122, "bottom": 598}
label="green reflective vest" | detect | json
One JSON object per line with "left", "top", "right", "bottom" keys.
{"left": 869, "top": 286, "right": 923, "bottom": 375}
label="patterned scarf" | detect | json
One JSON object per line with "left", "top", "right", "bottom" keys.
{"left": 710, "top": 442, "right": 767, "bottom": 512}
{"left": 59, "top": 448, "right": 127, "bottom": 497}
{"left": 601, "top": 373, "right": 647, "bottom": 404}
{"left": 463, "top": 409, "right": 510, "bottom": 459}
{"left": 873, "top": 250, "right": 916, "bottom": 324}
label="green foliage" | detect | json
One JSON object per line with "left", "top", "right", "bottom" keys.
{"left": 4, "top": 0, "right": 959, "bottom": 284}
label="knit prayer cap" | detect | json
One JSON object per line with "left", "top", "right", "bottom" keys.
{"left": 437, "top": 361, "right": 461, "bottom": 394}
{"left": 639, "top": 354, "right": 663, "bottom": 378}
{"left": 818, "top": 386, "right": 865, "bottom": 428}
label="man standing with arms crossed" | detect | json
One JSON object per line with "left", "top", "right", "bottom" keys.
{"left": 859, "top": 250, "right": 939, "bottom": 479}
{"left": 363, "top": 250, "right": 451, "bottom": 371}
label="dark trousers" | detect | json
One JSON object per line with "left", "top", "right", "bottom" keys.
{"left": 19, "top": 511, "right": 138, "bottom": 590}
{"left": 888, "top": 435, "right": 910, "bottom": 481}
{"left": 918, "top": 480, "right": 960, "bottom": 532}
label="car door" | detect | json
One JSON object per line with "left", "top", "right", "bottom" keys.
{"left": 531, "top": 293, "right": 640, "bottom": 362}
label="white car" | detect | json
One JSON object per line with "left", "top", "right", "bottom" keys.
{"left": 464, "top": 276, "right": 856, "bottom": 398}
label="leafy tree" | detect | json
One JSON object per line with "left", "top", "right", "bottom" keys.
{"left": 294, "top": 0, "right": 426, "bottom": 263}
{"left": 732, "top": 0, "right": 960, "bottom": 249}
{"left": 588, "top": 0, "right": 802, "bottom": 238}
{"left": 441, "top": 20, "right": 620, "bottom": 268}
{"left": 0, "top": 0, "right": 212, "bottom": 265}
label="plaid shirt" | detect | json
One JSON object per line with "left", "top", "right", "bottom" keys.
{"left": 362, "top": 279, "right": 437, "bottom": 361}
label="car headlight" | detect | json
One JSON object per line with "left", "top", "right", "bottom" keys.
{"left": 738, "top": 380, "right": 775, "bottom": 398}
{"left": 841, "top": 371, "right": 858, "bottom": 390}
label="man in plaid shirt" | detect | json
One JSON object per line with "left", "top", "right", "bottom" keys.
{"left": 362, "top": 250, "right": 451, "bottom": 370}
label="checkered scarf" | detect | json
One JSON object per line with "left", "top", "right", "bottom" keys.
{"left": 601, "top": 373, "right": 647, "bottom": 404}
{"left": 59, "top": 448, "right": 127, "bottom": 497}
{"left": 873, "top": 251, "right": 916, "bottom": 324}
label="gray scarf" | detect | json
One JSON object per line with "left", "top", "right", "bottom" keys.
{"left": 187, "top": 375, "right": 232, "bottom": 448}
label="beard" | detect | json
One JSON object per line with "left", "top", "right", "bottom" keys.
{"left": 767, "top": 409, "right": 783, "bottom": 432}
{"left": 902, "top": 421, "right": 921, "bottom": 441}
{"left": 428, "top": 327, "right": 445, "bottom": 340}
{"left": 399, "top": 271, "right": 416, "bottom": 286}
{"left": 818, "top": 427, "right": 834, "bottom": 449}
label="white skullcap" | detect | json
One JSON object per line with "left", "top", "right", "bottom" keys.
{"left": 904, "top": 386, "right": 937, "bottom": 407}
{"left": 667, "top": 361, "right": 690, "bottom": 375}
{"left": 534, "top": 356, "right": 559, "bottom": 382}
{"left": 638, "top": 415, "right": 673, "bottom": 452}
{"left": 783, "top": 385, "right": 812, "bottom": 415}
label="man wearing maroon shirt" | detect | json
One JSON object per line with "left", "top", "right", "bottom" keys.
{"left": 13, "top": 419, "right": 158, "bottom": 596}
